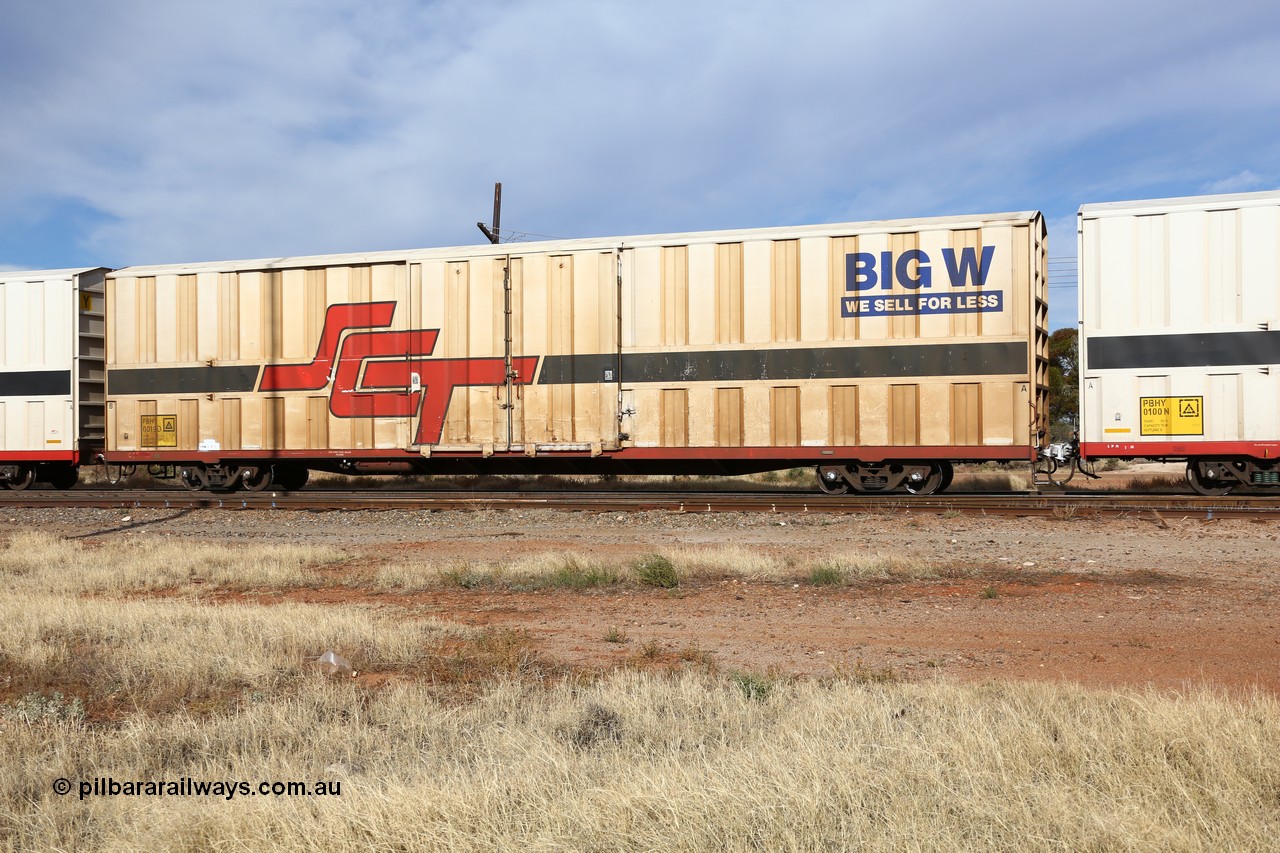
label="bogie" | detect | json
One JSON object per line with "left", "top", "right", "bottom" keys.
{"left": 816, "top": 461, "right": 954, "bottom": 496}
{"left": 3, "top": 465, "right": 36, "bottom": 491}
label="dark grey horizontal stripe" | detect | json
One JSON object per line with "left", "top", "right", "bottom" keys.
{"left": 0, "top": 370, "right": 71, "bottom": 397}
{"left": 109, "top": 365, "right": 261, "bottom": 395}
{"left": 538, "top": 341, "right": 1028, "bottom": 385}
{"left": 1089, "top": 331, "right": 1280, "bottom": 370}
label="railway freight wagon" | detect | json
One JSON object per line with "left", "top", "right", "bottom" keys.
{"left": 0, "top": 268, "right": 106, "bottom": 489}
{"left": 104, "top": 212, "right": 1049, "bottom": 493}
{"left": 1078, "top": 189, "right": 1280, "bottom": 495}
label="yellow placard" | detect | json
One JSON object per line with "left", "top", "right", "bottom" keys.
{"left": 1140, "top": 396, "right": 1203, "bottom": 436}
{"left": 140, "top": 415, "right": 178, "bottom": 448}
{"left": 79, "top": 293, "right": 95, "bottom": 312}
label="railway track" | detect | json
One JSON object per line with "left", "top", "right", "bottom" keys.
{"left": 0, "top": 488, "right": 1276, "bottom": 518}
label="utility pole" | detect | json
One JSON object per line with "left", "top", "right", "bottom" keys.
{"left": 477, "top": 182, "right": 502, "bottom": 244}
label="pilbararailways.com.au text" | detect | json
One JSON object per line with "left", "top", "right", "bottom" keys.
{"left": 54, "top": 777, "right": 342, "bottom": 801}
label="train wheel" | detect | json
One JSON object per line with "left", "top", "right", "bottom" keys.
{"left": 5, "top": 466, "right": 35, "bottom": 490}
{"left": 46, "top": 465, "right": 79, "bottom": 490}
{"left": 241, "top": 466, "right": 273, "bottom": 492}
{"left": 816, "top": 466, "right": 850, "bottom": 495}
{"left": 1185, "top": 461, "right": 1233, "bottom": 496}
{"left": 937, "top": 461, "right": 955, "bottom": 492}
{"left": 274, "top": 465, "right": 309, "bottom": 491}
{"left": 903, "top": 463, "right": 945, "bottom": 495}
{"left": 179, "top": 466, "right": 207, "bottom": 492}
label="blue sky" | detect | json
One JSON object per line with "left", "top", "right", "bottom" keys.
{"left": 2, "top": 1, "right": 1277, "bottom": 331}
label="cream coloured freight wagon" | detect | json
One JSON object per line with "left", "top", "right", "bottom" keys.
{"left": 104, "top": 212, "right": 1049, "bottom": 492}
{"left": 1078, "top": 189, "right": 1280, "bottom": 495}
{"left": 0, "top": 267, "right": 106, "bottom": 489}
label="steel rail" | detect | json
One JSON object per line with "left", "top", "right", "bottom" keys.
{"left": 0, "top": 489, "right": 1276, "bottom": 518}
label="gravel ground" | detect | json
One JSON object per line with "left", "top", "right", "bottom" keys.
{"left": 6, "top": 503, "right": 1278, "bottom": 691}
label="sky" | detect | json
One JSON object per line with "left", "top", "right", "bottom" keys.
{"left": 2, "top": 1, "right": 1278, "bottom": 331}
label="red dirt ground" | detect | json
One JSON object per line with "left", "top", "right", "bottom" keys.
{"left": 12, "top": 499, "right": 1280, "bottom": 694}
{"left": 264, "top": 568, "right": 1276, "bottom": 693}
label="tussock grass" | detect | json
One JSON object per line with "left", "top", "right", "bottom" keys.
{"left": 3, "top": 673, "right": 1277, "bottom": 851}
{"left": 378, "top": 546, "right": 958, "bottom": 592}
{"left": 0, "top": 531, "right": 343, "bottom": 593}
{"left": 0, "top": 532, "right": 463, "bottom": 714}
{"left": 807, "top": 553, "right": 960, "bottom": 586}
{"left": 539, "top": 558, "right": 620, "bottom": 589}
{"left": 632, "top": 553, "right": 680, "bottom": 588}
{"left": 808, "top": 563, "right": 846, "bottom": 585}
{"left": 376, "top": 551, "right": 619, "bottom": 592}
{"left": 0, "top": 591, "right": 464, "bottom": 713}
{"left": 2, "top": 536, "right": 1278, "bottom": 851}
{"left": 662, "top": 545, "right": 788, "bottom": 580}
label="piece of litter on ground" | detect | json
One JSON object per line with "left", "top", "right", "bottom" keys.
{"left": 313, "top": 650, "right": 357, "bottom": 678}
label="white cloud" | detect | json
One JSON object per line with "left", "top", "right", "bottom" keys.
{"left": 1, "top": 0, "right": 1278, "bottom": 300}
{"left": 1202, "top": 170, "right": 1269, "bottom": 194}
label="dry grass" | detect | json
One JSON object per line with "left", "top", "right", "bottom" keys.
{"left": 3, "top": 674, "right": 1277, "bottom": 851}
{"left": 806, "top": 553, "right": 962, "bottom": 586}
{"left": 1126, "top": 473, "right": 1189, "bottom": 493}
{"left": 375, "top": 546, "right": 956, "bottom": 592}
{"left": 662, "top": 545, "right": 790, "bottom": 581}
{"left": 0, "top": 531, "right": 344, "bottom": 593}
{"left": 0, "top": 592, "right": 465, "bottom": 715}
{"left": 950, "top": 471, "right": 1030, "bottom": 492}
{"left": 375, "top": 551, "right": 621, "bottom": 592}
{"left": 1, "top": 532, "right": 1278, "bottom": 851}
{"left": 0, "top": 532, "right": 466, "bottom": 717}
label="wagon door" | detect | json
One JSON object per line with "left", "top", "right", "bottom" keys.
{"left": 403, "top": 257, "right": 511, "bottom": 454}
{"left": 510, "top": 249, "right": 622, "bottom": 455}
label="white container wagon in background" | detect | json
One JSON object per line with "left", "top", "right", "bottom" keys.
{"left": 0, "top": 268, "right": 106, "bottom": 489}
{"left": 1077, "top": 190, "right": 1280, "bottom": 495}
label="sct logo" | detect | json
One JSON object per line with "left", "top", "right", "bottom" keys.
{"left": 846, "top": 246, "right": 995, "bottom": 291}
{"left": 841, "top": 247, "right": 1003, "bottom": 318}
{"left": 259, "top": 302, "right": 538, "bottom": 445}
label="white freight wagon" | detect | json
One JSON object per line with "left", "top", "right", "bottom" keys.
{"left": 1077, "top": 189, "right": 1280, "bottom": 494}
{"left": 0, "top": 267, "right": 106, "bottom": 488}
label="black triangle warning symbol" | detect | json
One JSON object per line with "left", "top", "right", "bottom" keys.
{"left": 1180, "top": 400, "right": 1199, "bottom": 417}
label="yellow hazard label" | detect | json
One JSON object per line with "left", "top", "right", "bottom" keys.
{"left": 79, "top": 293, "right": 95, "bottom": 312}
{"left": 140, "top": 414, "right": 178, "bottom": 448}
{"left": 1140, "top": 396, "right": 1203, "bottom": 436}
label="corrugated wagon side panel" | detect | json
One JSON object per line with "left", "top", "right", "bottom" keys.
{"left": 101, "top": 209, "right": 1043, "bottom": 470}
{"left": 687, "top": 244, "right": 715, "bottom": 346}
{"left": 111, "top": 261, "right": 424, "bottom": 456}
{"left": 0, "top": 273, "right": 78, "bottom": 456}
{"left": 507, "top": 248, "right": 620, "bottom": 450}
{"left": 1080, "top": 191, "right": 1280, "bottom": 456}
{"left": 610, "top": 216, "right": 1042, "bottom": 457}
